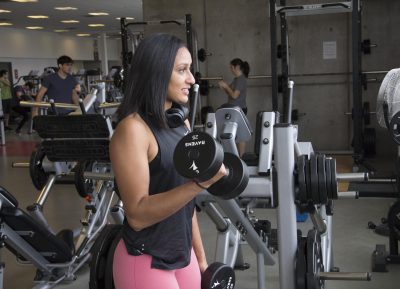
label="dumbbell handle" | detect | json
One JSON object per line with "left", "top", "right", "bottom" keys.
{"left": 318, "top": 271, "right": 371, "bottom": 281}
{"left": 336, "top": 172, "right": 368, "bottom": 182}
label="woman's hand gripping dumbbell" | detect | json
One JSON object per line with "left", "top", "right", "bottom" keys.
{"left": 173, "top": 131, "right": 249, "bottom": 199}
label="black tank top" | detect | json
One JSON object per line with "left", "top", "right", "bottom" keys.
{"left": 122, "top": 114, "right": 195, "bottom": 270}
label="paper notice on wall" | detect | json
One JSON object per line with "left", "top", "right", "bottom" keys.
{"left": 323, "top": 41, "right": 337, "bottom": 60}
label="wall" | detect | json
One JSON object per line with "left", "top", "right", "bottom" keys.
{"left": 142, "top": 0, "right": 400, "bottom": 157}
{"left": 0, "top": 27, "right": 122, "bottom": 82}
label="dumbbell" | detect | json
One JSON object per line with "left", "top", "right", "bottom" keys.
{"left": 173, "top": 131, "right": 249, "bottom": 200}
{"left": 201, "top": 262, "right": 235, "bottom": 289}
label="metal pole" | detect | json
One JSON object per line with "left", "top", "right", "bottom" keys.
{"left": 270, "top": 0, "right": 279, "bottom": 112}
{"left": 275, "top": 124, "right": 297, "bottom": 289}
{"left": 280, "top": 0, "right": 289, "bottom": 122}
{"left": 352, "top": 0, "right": 363, "bottom": 158}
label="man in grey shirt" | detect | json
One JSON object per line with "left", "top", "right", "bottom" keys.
{"left": 33, "top": 55, "right": 79, "bottom": 116}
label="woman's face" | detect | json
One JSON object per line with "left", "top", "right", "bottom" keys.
{"left": 167, "top": 47, "right": 195, "bottom": 105}
{"left": 230, "top": 64, "right": 241, "bottom": 76}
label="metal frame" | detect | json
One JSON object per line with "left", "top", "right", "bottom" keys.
{"left": 269, "top": 0, "right": 364, "bottom": 159}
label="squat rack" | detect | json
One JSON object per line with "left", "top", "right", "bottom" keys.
{"left": 269, "top": 0, "right": 365, "bottom": 160}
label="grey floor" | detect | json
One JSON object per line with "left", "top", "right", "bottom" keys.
{"left": 1, "top": 129, "right": 400, "bottom": 289}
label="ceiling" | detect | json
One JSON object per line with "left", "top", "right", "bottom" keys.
{"left": 0, "top": 0, "right": 143, "bottom": 37}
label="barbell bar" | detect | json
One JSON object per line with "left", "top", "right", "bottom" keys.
{"left": 199, "top": 70, "right": 390, "bottom": 81}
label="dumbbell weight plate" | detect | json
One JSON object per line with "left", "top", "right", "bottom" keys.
{"left": 317, "top": 154, "right": 328, "bottom": 205}
{"left": 174, "top": 131, "right": 224, "bottom": 182}
{"left": 310, "top": 155, "right": 320, "bottom": 204}
{"left": 201, "top": 262, "right": 235, "bottom": 289}
{"left": 207, "top": 153, "right": 249, "bottom": 200}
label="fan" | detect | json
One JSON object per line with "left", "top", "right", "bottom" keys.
{"left": 376, "top": 68, "right": 400, "bottom": 129}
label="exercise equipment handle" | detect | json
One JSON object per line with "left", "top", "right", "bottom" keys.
{"left": 190, "top": 84, "right": 200, "bottom": 130}
{"left": 336, "top": 172, "right": 368, "bottom": 182}
{"left": 318, "top": 271, "right": 371, "bottom": 281}
{"left": 12, "top": 162, "right": 29, "bottom": 168}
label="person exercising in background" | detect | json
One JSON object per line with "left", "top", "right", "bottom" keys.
{"left": 33, "top": 55, "right": 79, "bottom": 116}
{"left": 110, "top": 33, "right": 226, "bottom": 289}
{"left": 0, "top": 69, "right": 12, "bottom": 130}
{"left": 218, "top": 58, "right": 250, "bottom": 157}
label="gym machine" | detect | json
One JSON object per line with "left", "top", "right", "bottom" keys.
{"left": 186, "top": 79, "right": 371, "bottom": 289}
{"left": 1, "top": 96, "right": 123, "bottom": 288}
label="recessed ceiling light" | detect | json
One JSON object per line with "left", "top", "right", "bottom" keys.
{"left": 61, "top": 20, "right": 79, "bottom": 24}
{"left": 26, "top": 26, "right": 44, "bottom": 30}
{"left": 77, "top": 34, "right": 91, "bottom": 37}
{"left": 0, "top": 10, "right": 11, "bottom": 13}
{"left": 54, "top": 29, "right": 69, "bottom": 33}
{"left": 54, "top": 7, "right": 77, "bottom": 11}
{"left": 28, "top": 15, "right": 49, "bottom": 19}
{"left": 12, "top": 0, "right": 38, "bottom": 2}
{"left": 88, "top": 24, "right": 105, "bottom": 27}
{"left": 116, "top": 17, "right": 135, "bottom": 20}
{"left": 88, "top": 12, "right": 109, "bottom": 16}
{"left": 0, "top": 22, "right": 13, "bottom": 26}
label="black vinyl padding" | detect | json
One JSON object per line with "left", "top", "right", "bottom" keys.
{"left": 1, "top": 206, "right": 73, "bottom": 263}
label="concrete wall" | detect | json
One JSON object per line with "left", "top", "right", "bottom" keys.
{"left": 142, "top": 0, "right": 400, "bottom": 157}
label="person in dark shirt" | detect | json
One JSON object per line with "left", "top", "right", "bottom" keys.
{"left": 12, "top": 81, "right": 34, "bottom": 134}
{"left": 32, "top": 55, "right": 79, "bottom": 116}
{"left": 110, "top": 33, "right": 226, "bottom": 289}
{"left": 218, "top": 58, "right": 250, "bottom": 157}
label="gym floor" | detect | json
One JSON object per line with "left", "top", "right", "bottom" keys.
{"left": 0, "top": 128, "right": 399, "bottom": 289}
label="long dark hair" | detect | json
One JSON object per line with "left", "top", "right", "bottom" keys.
{"left": 117, "top": 33, "right": 186, "bottom": 128}
{"left": 230, "top": 58, "right": 250, "bottom": 78}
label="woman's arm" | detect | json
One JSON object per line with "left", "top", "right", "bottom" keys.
{"left": 218, "top": 80, "right": 240, "bottom": 99}
{"left": 192, "top": 211, "right": 208, "bottom": 273}
{"left": 110, "top": 116, "right": 226, "bottom": 231}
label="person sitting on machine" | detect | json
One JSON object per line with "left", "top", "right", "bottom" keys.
{"left": 110, "top": 33, "right": 226, "bottom": 289}
{"left": 12, "top": 81, "right": 34, "bottom": 134}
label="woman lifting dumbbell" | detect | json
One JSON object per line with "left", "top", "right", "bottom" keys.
{"left": 218, "top": 58, "right": 250, "bottom": 157}
{"left": 110, "top": 33, "right": 226, "bottom": 289}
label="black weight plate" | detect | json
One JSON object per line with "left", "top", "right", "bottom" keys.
{"left": 317, "top": 154, "right": 328, "bottom": 205}
{"left": 310, "top": 155, "right": 320, "bottom": 204}
{"left": 306, "top": 230, "right": 325, "bottom": 289}
{"left": 297, "top": 155, "right": 308, "bottom": 203}
{"left": 89, "top": 224, "right": 122, "bottom": 289}
{"left": 296, "top": 237, "right": 307, "bottom": 289}
{"left": 29, "top": 144, "right": 49, "bottom": 190}
{"left": 387, "top": 201, "right": 400, "bottom": 239}
{"left": 389, "top": 111, "right": 400, "bottom": 145}
{"left": 329, "top": 159, "right": 338, "bottom": 199}
{"left": 305, "top": 155, "right": 312, "bottom": 201}
{"left": 74, "top": 161, "right": 95, "bottom": 198}
{"left": 201, "top": 262, "right": 235, "bottom": 289}
{"left": 174, "top": 131, "right": 224, "bottom": 182}
{"left": 325, "top": 158, "right": 333, "bottom": 200}
{"left": 208, "top": 153, "right": 249, "bottom": 200}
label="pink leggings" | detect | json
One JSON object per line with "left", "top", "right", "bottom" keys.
{"left": 113, "top": 239, "right": 201, "bottom": 289}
